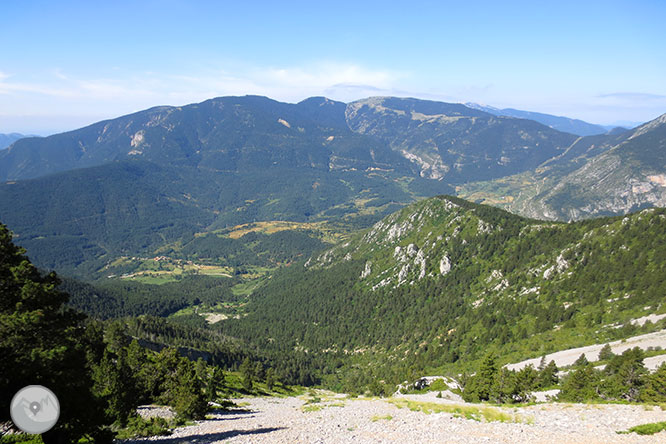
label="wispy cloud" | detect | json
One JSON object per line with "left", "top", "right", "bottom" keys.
{"left": 597, "top": 92, "right": 666, "bottom": 101}
{"left": 0, "top": 62, "right": 408, "bottom": 132}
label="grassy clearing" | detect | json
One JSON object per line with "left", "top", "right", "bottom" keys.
{"left": 109, "top": 256, "right": 233, "bottom": 284}
{"left": 387, "top": 399, "right": 521, "bottom": 423}
{"left": 618, "top": 421, "right": 666, "bottom": 435}
{"left": 371, "top": 415, "right": 393, "bottom": 422}
{"left": 299, "top": 390, "right": 346, "bottom": 412}
{"left": 206, "top": 220, "right": 345, "bottom": 244}
{"left": 230, "top": 278, "right": 266, "bottom": 296}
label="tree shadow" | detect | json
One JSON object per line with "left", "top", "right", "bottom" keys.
{"left": 209, "top": 407, "right": 256, "bottom": 416}
{"left": 144, "top": 426, "right": 286, "bottom": 443}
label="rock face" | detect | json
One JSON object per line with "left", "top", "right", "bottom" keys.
{"left": 309, "top": 196, "right": 505, "bottom": 291}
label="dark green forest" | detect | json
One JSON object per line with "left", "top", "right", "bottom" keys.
{"left": 0, "top": 224, "right": 291, "bottom": 442}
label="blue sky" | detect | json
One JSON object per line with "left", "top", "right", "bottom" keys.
{"left": 1, "top": 0, "right": 665, "bottom": 134}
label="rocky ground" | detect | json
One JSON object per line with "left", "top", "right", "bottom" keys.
{"left": 507, "top": 329, "right": 666, "bottom": 371}
{"left": 119, "top": 391, "right": 666, "bottom": 444}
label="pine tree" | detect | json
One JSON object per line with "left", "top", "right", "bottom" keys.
{"left": 598, "top": 344, "right": 614, "bottom": 361}
{"left": 641, "top": 363, "right": 666, "bottom": 402}
{"left": 537, "top": 360, "right": 559, "bottom": 388}
{"left": 207, "top": 366, "right": 225, "bottom": 402}
{"left": 170, "top": 359, "right": 208, "bottom": 420}
{"left": 91, "top": 349, "right": 139, "bottom": 426}
{"left": 462, "top": 352, "right": 497, "bottom": 402}
{"left": 512, "top": 365, "right": 538, "bottom": 403}
{"left": 572, "top": 353, "right": 589, "bottom": 368}
{"left": 558, "top": 363, "right": 600, "bottom": 402}
{"left": 491, "top": 367, "right": 516, "bottom": 404}
{"left": 240, "top": 358, "right": 254, "bottom": 391}
{"left": 265, "top": 368, "right": 277, "bottom": 391}
{"left": 254, "top": 361, "right": 265, "bottom": 381}
{"left": 0, "top": 223, "right": 111, "bottom": 443}
{"left": 601, "top": 347, "right": 646, "bottom": 401}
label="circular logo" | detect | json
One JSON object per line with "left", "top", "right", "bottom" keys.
{"left": 10, "top": 385, "right": 60, "bottom": 434}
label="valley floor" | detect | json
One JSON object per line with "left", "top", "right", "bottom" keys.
{"left": 119, "top": 392, "right": 666, "bottom": 444}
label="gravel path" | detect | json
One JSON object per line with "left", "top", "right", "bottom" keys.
{"left": 119, "top": 392, "right": 666, "bottom": 444}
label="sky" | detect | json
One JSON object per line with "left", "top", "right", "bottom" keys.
{"left": 1, "top": 0, "right": 665, "bottom": 135}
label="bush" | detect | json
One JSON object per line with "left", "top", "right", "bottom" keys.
{"left": 620, "top": 421, "right": 666, "bottom": 435}
{"left": 114, "top": 416, "right": 171, "bottom": 439}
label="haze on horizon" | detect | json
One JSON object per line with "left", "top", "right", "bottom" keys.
{"left": 1, "top": 0, "right": 665, "bottom": 135}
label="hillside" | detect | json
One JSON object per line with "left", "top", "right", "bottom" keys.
{"left": 0, "top": 96, "right": 416, "bottom": 181}
{"left": 346, "top": 97, "right": 578, "bottom": 182}
{"left": 0, "top": 94, "right": 590, "bottom": 279}
{"left": 218, "top": 195, "right": 666, "bottom": 390}
{"left": 459, "top": 113, "right": 666, "bottom": 220}
{"left": 0, "top": 132, "right": 31, "bottom": 149}
{"left": 0, "top": 95, "right": 663, "bottom": 281}
{"left": 0, "top": 158, "right": 437, "bottom": 277}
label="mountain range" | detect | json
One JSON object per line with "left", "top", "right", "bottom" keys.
{"left": 0, "top": 132, "right": 32, "bottom": 149}
{"left": 2, "top": 95, "right": 665, "bottom": 393}
{"left": 0, "top": 95, "right": 664, "bottom": 279}
{"left": 458, "top": 113, "right": 666, "bottom": 220}
{"left": 465, "top": 103, "right": 622, "bottom": 136}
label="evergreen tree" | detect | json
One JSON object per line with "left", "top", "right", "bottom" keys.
{"left": 254, "top": 361, "right": 265, "bottom": 381}
{"left": 462, "top": 352, "right": 497, "bottom": 402}
{"left": 601, "top": 347, "right": 646, "bottom": 402}
{"left": 265, "top": 367, "right": 277, "bottom": 391}
{"left": 239, "top": 358, "right": 254, "bottom": 391}
{"left": 91, "top": 349, "right": 139, "bottom": 426}
{"left": 0, "top": 224, "right": 111, "bottom": 443}
{"left": 125, "top": 339, "right": 152, "bottom": 403}
{"left": 169, "top": 359, "right": 208, "bottom": 420}
{"left": 537, "top": 360, "right": 559, "bottom": 388}
{"left": 598, "top": 344, "right": 614, "bottom": 361}
{"left": 490, "top": 367, "right": 516, "bottom": 404}
{"left": 512, "top": 365, "right": 538, "bottom": 403}
{"left": 558, "top": 363, "right": 600, "bottom": 402}
{"left": 207, "top": 366, "right": 225, "bottom": 402}
{"left": 572, "top": 353, "right": 589, "bottom": 368}
{"left": 641, "top": 363, "right": 666, "bottom": 403}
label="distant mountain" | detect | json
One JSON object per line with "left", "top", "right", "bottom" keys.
{"left": 0, "top": 96, "right": 456, "bottom": 277}
{"left": 0, "top": 94, "right": 663, "bottom": 278}
{"left": 0, "top": 96, "right": 416, "bottom": 181}
{"left": 0, "top": 133, "right": 34, "bottom": 150}
{"left": 219, "top": 195, "right": 666, "bottom": 386}
{"left": 465, "top": 103, "right": 617, "bottom": 136}
{"left": 347, "top": 97, "right": 578, "bottom": 182}
{"left": 458, "top": 113, "right": 666, "bottom": 220}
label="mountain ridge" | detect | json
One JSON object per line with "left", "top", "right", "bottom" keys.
{"left": 465, "top": 103, "right": 622, "bottom": 136}
{"left": 459, "top": 113, "right": 666, "bottom": 220}
{"left": 218, "top": 194, "right": 666, "bottom": 388}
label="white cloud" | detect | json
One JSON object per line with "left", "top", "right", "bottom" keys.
{"left": 0, "top": 62, "right": 407, "bottom": 133}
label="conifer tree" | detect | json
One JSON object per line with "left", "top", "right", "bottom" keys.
{"left": 265, "top": 368, "right": 277, "bottom": 391}
{"left": 598, "top": 344, "right": 614, "bottom": 361}
{"left": 641, "top": 363, "right": 666, "bottom": 403}
{"left": 558, "top": 363, "right": 600, "bottom": 402}
{"left": 240, "top": 358, "right": 254, "bottom": 391}
{"left": 207, "top": 366, "right": 225, "bottom": 402}
{"left": 0, "top": 223, "right": 111, "bottom": 443}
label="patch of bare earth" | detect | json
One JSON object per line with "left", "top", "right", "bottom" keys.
{"left": 118, "top": 392, "right": 666, "bottom": 444}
